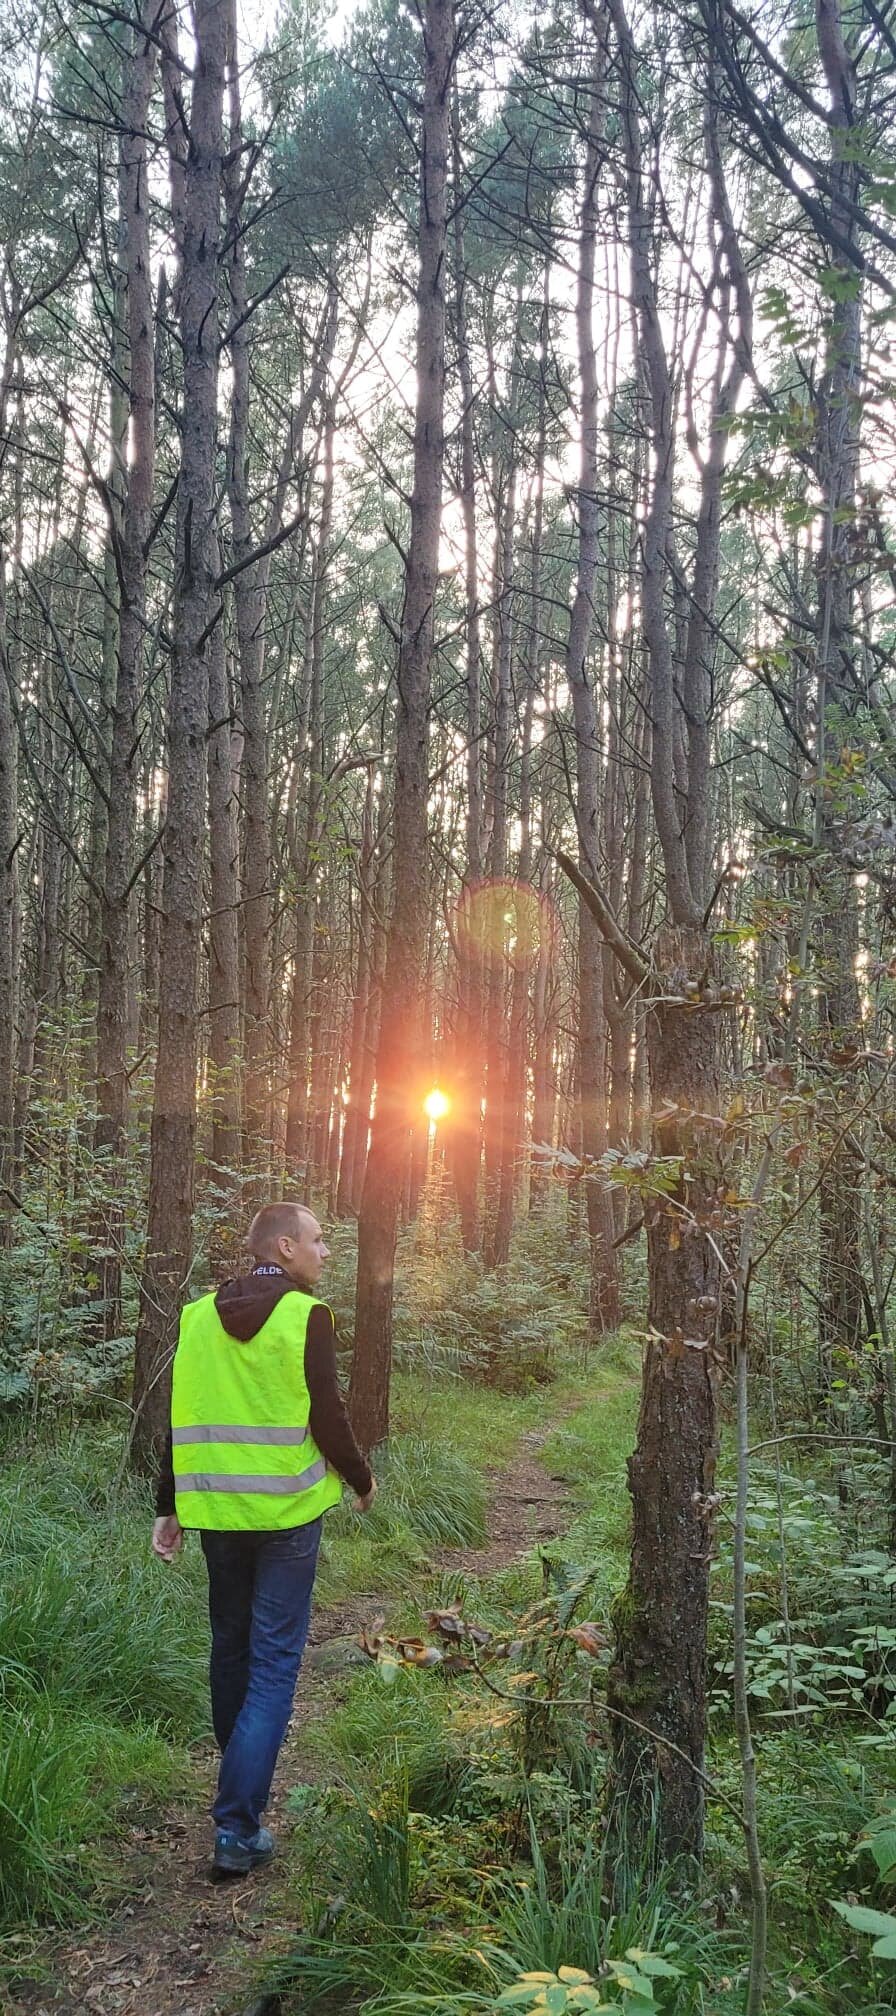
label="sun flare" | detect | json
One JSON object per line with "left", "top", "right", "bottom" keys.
{"left": 423, "top": 1087, "right": 450, "bottom": 1123}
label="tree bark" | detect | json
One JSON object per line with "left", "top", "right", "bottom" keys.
{"left": 482, "top": 346, "right": 519, "bottom": 1272}
{"left": 450, "top": 83, "right": 484, "bottom": 1253}
{"left": 207, "top": 556, "right": 242, "bottom": 1190}
{"left": 351, "top": 0, "right": 454, "bottom": 1447}
{"left": 93, "top": 1, "right": 161, "bottom": 1335}
{"left": 132, "top": 0, "right": 226, "bottom": 1473}
{"left": 592, "top": 0, "right": 751, "bottom": 1860}
{"left": 814, "top": 0, "right": 864, "bottom": 1373}
{"left": 607, "top": 927, "right": 722, "bottom": 1862}
{"left": 337, "top": 766, "right": 377, "bottom": 1217}
{"left": 224, "top": 23, "right": 271, "bottom": 1166}
{"left": 285, "top": 400, "right": 335, "bottom": 1175}
{"left": 0, "top": 553, "right": 17, "bottom": 1243}
{"left": 566, "top": 2, "right": 619, "bottom": 1333}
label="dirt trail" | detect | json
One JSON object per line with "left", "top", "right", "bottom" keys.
{"left": 5, "top": 1430, "right": 574, "bottom": 2016}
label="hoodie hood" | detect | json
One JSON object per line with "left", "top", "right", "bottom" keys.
{"left": 214, "top": 1269, "right": 294, "bottom": 1341}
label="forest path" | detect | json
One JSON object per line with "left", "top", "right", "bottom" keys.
{"left": 7, "top": 1419, "right": 582, "bottom": 2016}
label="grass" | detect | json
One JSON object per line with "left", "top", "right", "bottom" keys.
{"left": 0, "top": 1430, "right": 206, "bottom": 1934}
{"left": 536, "top": 1339, "right": 642, "bottom": 1604}
{"left": 0, "top": 1433, "right": 210, "bottom": 1736}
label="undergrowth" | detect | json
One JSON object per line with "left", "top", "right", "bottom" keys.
{"left": 0, "top": 1435, "right": 205, "bottom": 1930}
{"left": 262, "top": 1314, "right": 896, "bottom": 2016}
{"left": 0, "top": 1195, "right": 598, "bottom": 1949}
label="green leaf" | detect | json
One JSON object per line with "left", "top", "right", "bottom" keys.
{"left": 624, "top": 1951, "right": 681, "bottom": 1978}
{"left": 868, "top": 1832, "right": 896, "bottom": 1880}
{"left": 833, "top": 1900, "right": 896, "bottom": 1955}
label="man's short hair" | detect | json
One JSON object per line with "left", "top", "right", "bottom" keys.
{"left": 248, "top": 1201, "right": 312, "bottom": 1260}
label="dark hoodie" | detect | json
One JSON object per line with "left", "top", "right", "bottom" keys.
{"left": 155, "top": 1267, "right": 373, "bottom": 1517}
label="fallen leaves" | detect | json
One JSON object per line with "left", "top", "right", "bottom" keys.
{"left": 358, "top": 1602, "right": 611, "bottom": 1681}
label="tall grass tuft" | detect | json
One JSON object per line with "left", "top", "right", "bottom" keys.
{"left": 0, "top": 1428, "right": 207, "bottom": 1932}
{"left": 374, "top": 1436, "right": 487, "bottom": 1548}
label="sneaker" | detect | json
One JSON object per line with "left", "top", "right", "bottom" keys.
{"left": 213, "top": 1825, "right": 275, "bottom": 1874}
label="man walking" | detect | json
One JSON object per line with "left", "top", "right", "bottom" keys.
{"left": 152, "top": 1203, "right": 376, "bottom": 1874}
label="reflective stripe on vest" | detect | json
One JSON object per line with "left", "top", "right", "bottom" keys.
{"left": 172, "top": 1424, "right": 310, "bottom": 1446}
{"left": 171, "top": 1288, "right": 343, "bottom": 1531}
{"left": 175, "top": 1461, "right": 327, "bottom": 1494}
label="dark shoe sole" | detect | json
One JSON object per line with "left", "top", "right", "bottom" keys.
{"left": 213, "top": 1843, "right": 275, "bottom": 1876}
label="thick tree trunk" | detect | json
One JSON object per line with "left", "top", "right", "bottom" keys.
{"left": 351, "top": 0, "right": 454, "bottom": 1447}
{"left": 607, "top": 926, "right": 722, "bottom": 1863}
{"left": 131, "top": 0, "right": 226, "bottom": 1474}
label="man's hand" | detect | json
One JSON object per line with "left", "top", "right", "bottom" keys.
{"left": 152, "top": 1514, "right": 184, "bottom": 1561}
{"left": 354, "top": 1479, "right": 377, "bottom": 1513}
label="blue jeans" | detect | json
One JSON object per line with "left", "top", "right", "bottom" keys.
{"left": 200, "top": 1518, "right": 322, "bottom": 1839}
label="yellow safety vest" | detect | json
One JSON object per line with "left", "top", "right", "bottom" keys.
{"left": 171, "top": 1288, "right": 343, "bottom": 1530}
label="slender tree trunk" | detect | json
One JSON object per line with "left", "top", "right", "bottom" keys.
{"left": 567, "top": 2, "right": 618, "bottom": 1333}
{"left": 224, "top": 31, "right": 272, "bottom": 1168}
{"left": 132, "top": 0, "right": 226, "bottom": 1473}
{"left": 93, "top": 2, "right": 160, "bottom": 1334}
{"left": 0, "top": 319, "right": 22, "bottom": 1243}
{"left": 530, "top": 901, "right": 557, "bottom": 1210}
{"left": 351, "top": 0, "right": 454, "bottom": 1447}
{"left": 814, "top": 0, "right": 864, "bottom": 1374}
{"left": 450, "top": 83, "right": 484, "bottom": 1252}
{"left": 0, "top": 558, "right": 17, "bottom": 1242}
{"left": 337, "top": 768, "right": 376, "bottom": 1217}
{"left": 494, "top": 301, "right": 548, "bottom": 1260}
{"left": 207, "top": 562, "right": 242, "bottom": 1188}
{"left": 482, "top": 387, "right": 518, "bottom": 1271}
{"left": 285, "top": 403, "right": 334, "bottom": 1174}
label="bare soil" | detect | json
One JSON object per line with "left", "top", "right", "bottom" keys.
{"left": 4, "top": 1430, "right": 574, "bottom": 2016}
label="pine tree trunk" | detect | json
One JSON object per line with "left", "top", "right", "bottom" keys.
{"left": 224, "top": 20, "right": 271, "bottom": 1166}
{"left": 207, "top": 563, "right": 242, "bottom": 1190}
{"left": 482, "top": 409, "right": 517, "bottom": 1271}
{"left": 285, "top": 404, "right": 334, "bottom": 1175}
{"left": 607, "top": 925, "right": 722, "bottom": 1863}
{"left": 566, "top": 4, "right": 618, "bottom": 1333}
{"left": 351, "top": 0, "right": 454, "bottom": 1447}
{"left": 131, "top": 0, "right": 226, "bottom": 1473}
{"left": 337, "top": 769, "right": 376, "bottom": 1217}
{"left": 450, "top": 85, "right": 485, "bottom": 1252}
{"left": 0, "top": 558, "right": 16, "bottom": 1243}
{"left": 93, "top": 2, "right": 160, "bottom": 1335}
{"left": 815, "top": 0, "right": 864, "bottom": 1374}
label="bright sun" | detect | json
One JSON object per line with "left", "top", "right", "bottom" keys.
{"left": 423, "top": 1087, "right": 450, "bottom": 1123}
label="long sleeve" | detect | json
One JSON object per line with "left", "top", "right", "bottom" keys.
{"left": 305, "top": 1303, "right": 373, "bottom": 1497}
{"left": 155, "top": 1428, "right": 176, "bottom": 1517}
